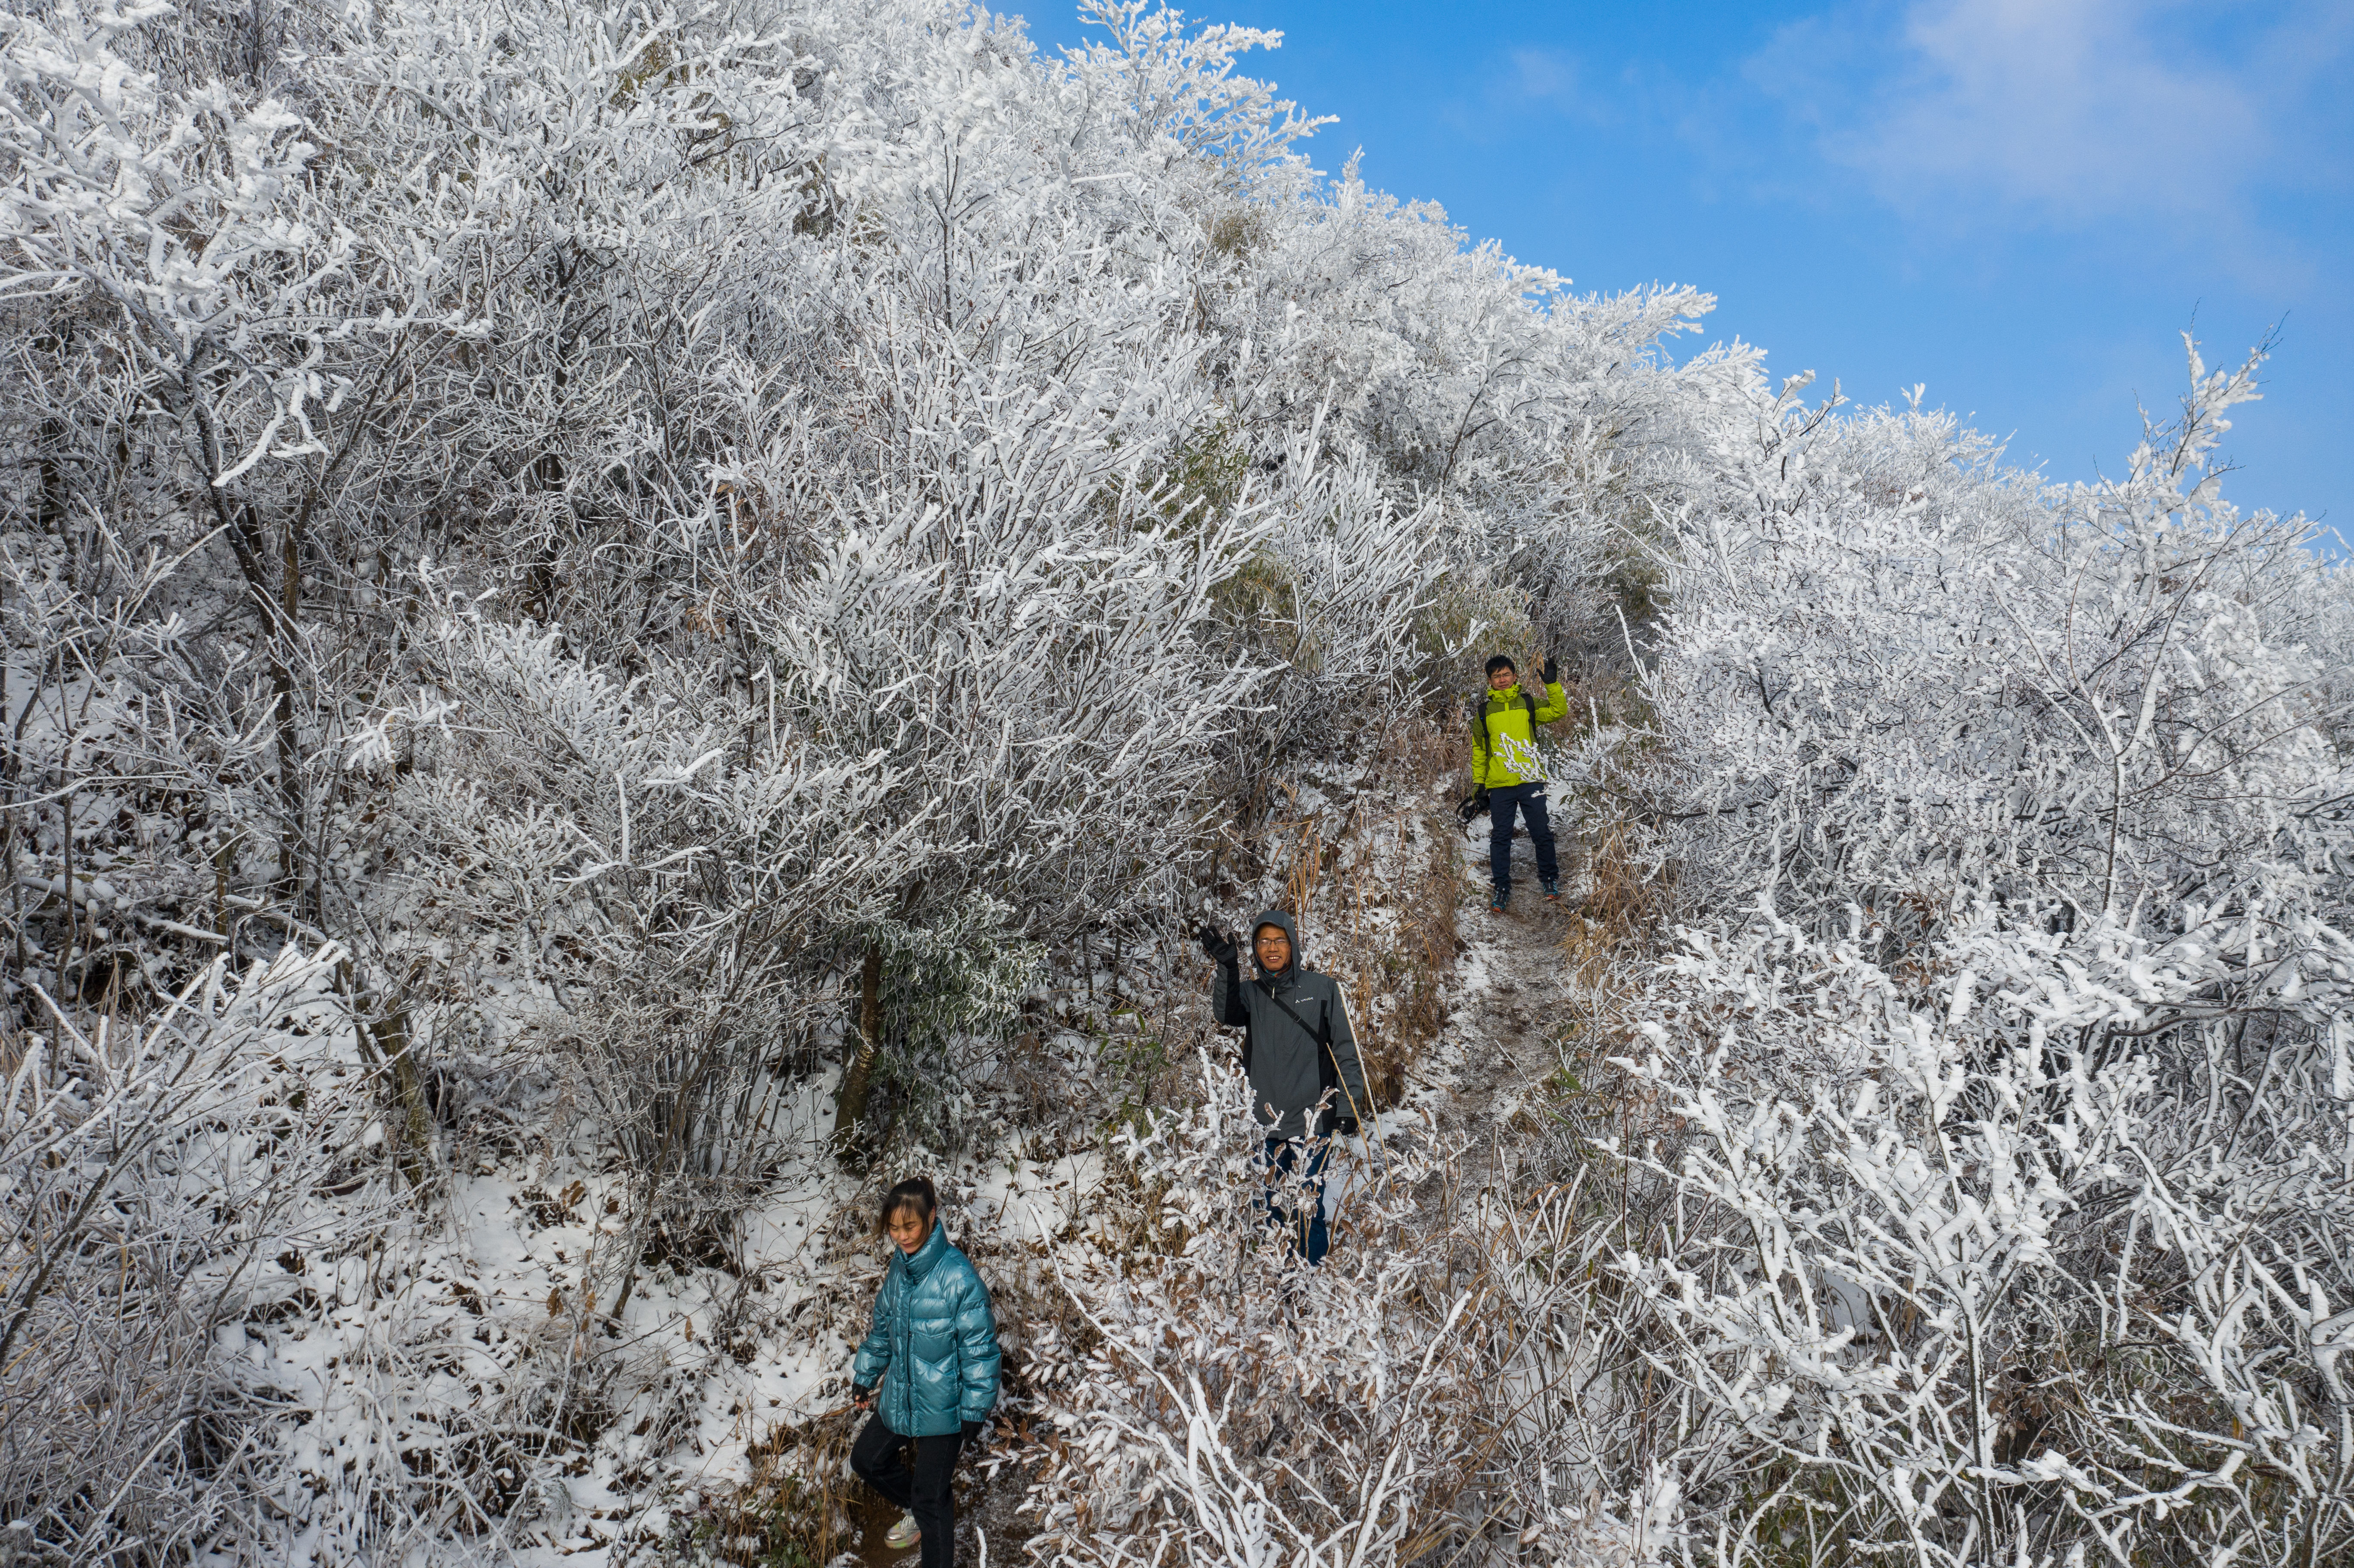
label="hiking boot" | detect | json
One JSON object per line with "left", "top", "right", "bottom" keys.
{"left": 1489, "top": 890, "right": 1510, "bottom": 913}
{"left": 1542, "top": 877, "right": 1562, "bottom": 903}
{"left": 886, "top": 1513, "right": 921, "bottom": 1549}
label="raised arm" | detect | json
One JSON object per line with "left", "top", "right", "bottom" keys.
{"left": 1202, "top": 926, "right": 1250, "bottom": 1027}
{"left": 1535, "top": 658, "right": 1569, "bottom": 724}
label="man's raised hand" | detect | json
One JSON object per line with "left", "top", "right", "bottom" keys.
{"left": 1541, "top": 655, "right": 1559, "bottom": 684}
{"left": 1196, "top": 925, "right": 1238, "bottom": 964}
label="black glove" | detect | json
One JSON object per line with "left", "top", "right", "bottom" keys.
{"left": 1197, "top": 924, "right": 1237, "bottom": 964}
{"left": 1333, "top": 1117, "right": 1360, "bottom": 1137}
{"left": 1541, "top": 656, "right": 1559, "bottom": 685}
{"left": 852, "top": 1383, "right": 876, "bottom": 1409}
{"left": 962, "top": 1419, "right": 984, "bottom": 1441}
{"left": 1457, "top": 789, "right": 1490, "bottom": 826}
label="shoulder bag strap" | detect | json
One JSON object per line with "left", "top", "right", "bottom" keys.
{"left": 1255, "top": 974, "right": 1327, "bottom": 1044}
{"left": 1257, "top": 975, "right": 1340, "bottom": 1092}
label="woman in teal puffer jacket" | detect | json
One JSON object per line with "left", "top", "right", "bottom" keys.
{"left": 849, "top": 1176, "right": 1000, "bottom": 1568}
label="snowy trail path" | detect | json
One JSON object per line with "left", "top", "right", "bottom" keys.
{"left": 844, "top": 791, "right": 1589, "bottom": 1568}
{"left": 1392, "top": 796, "right": 1583, "bottom": 1197}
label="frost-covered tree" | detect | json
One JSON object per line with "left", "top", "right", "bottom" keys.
{"left": 10, "top": 0, "right": 2340, "bottom": 1561}
{"left": 1636, "top": 341, "right": 2348, "bottom": 938}
{"left": 1, "top": 0, "right": 1738, "bottom": 1553}
{"left": 1560, "top": 341, "right": 2354, "bottom": 1568}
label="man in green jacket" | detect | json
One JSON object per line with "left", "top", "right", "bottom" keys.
{"left": 1470, "top": 654, "right": 1568, "bottom": 912}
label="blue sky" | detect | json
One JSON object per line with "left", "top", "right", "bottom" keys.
{"left": 1018, "top": 0, "right": 2354, "bottom": 541}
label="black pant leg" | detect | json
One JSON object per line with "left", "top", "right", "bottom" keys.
{"left": 909, "top": 1430, "right": 965, "bottom": 1568}
{"left": 850, "top": 1414, "right": 914, "bottom": 1512}
{"left": 1488, "top": 786, "right": 1519, "bottom": 894}
{"left": 1524, "top": 785, "right": 1558, "bottom": 883}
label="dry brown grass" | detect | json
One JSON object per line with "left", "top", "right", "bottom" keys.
{"left": 1246, "top": 720, "right": 1466, "bottom": 1112}
{"left": 1547, "top": 670, "right": 1681, "bottom": 1000}
{"left": 1558, "top": 811, "right": 1679, "bottom": 992}
{"left": 681, "top": 1409, "right": 865, "bottom": 1566}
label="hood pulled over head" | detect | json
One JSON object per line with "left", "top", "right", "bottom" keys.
{"left": 1250, "top": 908, "right": 1299, "bottom": 978}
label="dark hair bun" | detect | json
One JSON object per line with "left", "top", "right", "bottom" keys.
{"left": 878, "top": 1175, "right": 938, "bottom": 1235}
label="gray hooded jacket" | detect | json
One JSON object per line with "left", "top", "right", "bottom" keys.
{"left": 1211, "top": 910, "right": 1371, "bottom": 1140}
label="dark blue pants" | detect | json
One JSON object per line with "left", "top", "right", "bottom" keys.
{"left": 1258, "top": 1136, "right": 1330, "bottom": 1265}
{"left": 1488, "top": 782, "right": 1558, "bottom": 896}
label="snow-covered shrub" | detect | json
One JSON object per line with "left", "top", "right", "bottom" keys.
{"left": 1610, "top": 904, "right": 2354, "bottom": 1568}
{"left": 0, "top": 946, "right": 387, "bottom": 1561}
{"left": 1196, "top": 423, "right": 1456, "bottom": 799}
{"left": 1027, "top": 1055, "right": 1697, "bottom": 1568}
{"left": 1205, "top": 153, "right": 1737, "bottom": 653}
{"left": 1579, "top": 340, "right": 2354, "bottom": 1568}
{"left": 370, "top": 608, "right": 914, "bottom": 1286}
{"left": 1647, "top": 342, "right": 2348, "bottom": 938}
{"left": 690, "top": 369, "right": 1273, "bottom": 934}
{"left": 857, "top": 893, "right": 1043, "bottom": 1147}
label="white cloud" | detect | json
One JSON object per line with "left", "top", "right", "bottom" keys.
{"left": 1750, "top": 0, "right": 2350, "bottom": 258}
{"left": 1495, "top": 45, "right": 1628, "bottom": 126}
{"left": 1507, "top": 46, "right": 1579, "bottom": 104}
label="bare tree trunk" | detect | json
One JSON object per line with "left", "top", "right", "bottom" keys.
{"left": 342, "top": 963, "right": 433, "bottom": 1193}
{"left": 182, "top": 357, "right": 306, "bottom": 909}
{"left": 371, "top": 1003, "right": 435, "bottom": 1193}
{"left": 833, "top": 941, "right": 883, "bottom": 1150}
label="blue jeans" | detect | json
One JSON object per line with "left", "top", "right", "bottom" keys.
{"left": 1257, "top": 1136, "right": 1330, "bottom": 1265}
{"left": 1488, "top": 782, "right": 1558, "bottom": 896}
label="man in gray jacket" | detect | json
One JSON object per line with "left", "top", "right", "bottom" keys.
{"left": 1197, "top": 910, "right": 1372, "bottom": 1264}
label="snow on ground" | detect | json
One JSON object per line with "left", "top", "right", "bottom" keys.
{"left": 345, "top": 759, "right": 1592, "bottom": 1567}
{"left": 1398, "top": 787, "right": 1586, "bottom": 1159}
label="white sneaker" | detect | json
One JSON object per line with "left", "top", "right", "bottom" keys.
{"left": 885, "top": 1512, "right": 922, "bottom": 1549}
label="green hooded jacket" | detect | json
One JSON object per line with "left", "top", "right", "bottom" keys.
{"left": 1471, "top": 679, "right": 1568, "bottom": 789}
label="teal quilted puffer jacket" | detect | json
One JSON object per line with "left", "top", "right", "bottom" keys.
{"left": 851, "top": 1221, "right": 1000, "bottom": 1437}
